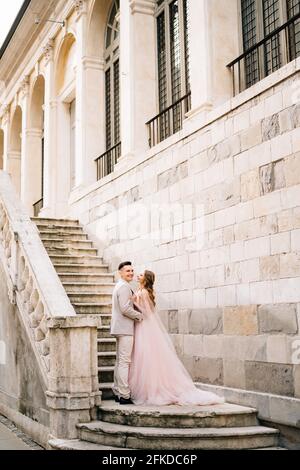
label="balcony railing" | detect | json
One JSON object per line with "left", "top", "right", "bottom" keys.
{"left": 227, "top": 12, "right": 300, "bottom": 96}
{"left": 146, "top": 92, "right": 191, "bottom": 148}
{"left": 95, "top": 142, "right": 121, "bottom": 181}
{"left": 33, "top": 198, "right": 43, "bottom": 217}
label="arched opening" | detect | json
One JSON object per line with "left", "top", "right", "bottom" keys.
{"left": 86, "top": 0, "right": 118, "bottom": 180}
{"left": 0, "top": 129, "right": 4, "bottom": 170}
{"left": 104, "top": 0, "right": 120, "bottom": 153}
{"left": 8, "top": 106, "right": 22, "bottom": 195}
{"left": 29, "top": 75, "right": 45, "bottom": 216}
{"left": 54, "top": 33, "right": 77, "bottom": 214}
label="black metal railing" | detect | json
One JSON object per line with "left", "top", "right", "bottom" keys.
{"left": 146, "top": 91, "right": 191, "bottom": 148}
{"left": 95, "top": 141, "right": 121, "bottom": 181}
{"left": 227, "top": 12, "right": 300, "bottom": 95}
{"left": 33, "top": 198, "right": 43, "bottom": 217}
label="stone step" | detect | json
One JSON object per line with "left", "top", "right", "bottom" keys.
{"left": 49, "top": 255, "right": 104, "bottom": 266}
{"left": 97, "top": 326, "right": 112, "bottom": 339}
{"left": 98, "top": 366, "right": 114, "bottom": 383}
{"left": 38, "top": 230, "right": 89, "bottom": 241}
{"left": 46, "top": 246, "right": 98, "bottom": 256}
{"left": 99, "top": 383, "right": 114, "bottom": 400}
{"left": 98, "top": 352, "right": 117, "bottom": 367}
{"left": 68, "top": 292, "right": 112, "bottom": 303}
{"left": 31, "top": 217, "right": 80, "bottom": 227}
{"left": 36, "top": 224, "right": 85, "bottom": 234}
{"left": 97, "top": 401, "right": 258, "bottom": 429}
{"left": 42, "top": 238, "right": 94, "bottom": 250}
{"left": 77, "top": 422, "right": 279, "bottom": 450}
{"left": 73, "top": 304, "right": 111, "bottom": 315}
{"left": 98, "top": 338, "right": 116, "bottom": 352}
{"left": 54, "top": 264, "right": 110, "bottom": 274}
{"left": 59, "top": 273, "right": 115, "bottom": 284}
{"left": 48, "top": 438, "right": 123, "bottom": 451}
{"left": 63, "top": 282, "right": 114, "bottom": 294}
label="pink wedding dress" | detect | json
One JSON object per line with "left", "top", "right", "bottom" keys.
{"left": 129, "top": 289, "right": 224, "bottom": 406}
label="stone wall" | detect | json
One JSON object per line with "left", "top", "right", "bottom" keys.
{"left": 0, "top": 260, "right": 49, "bottom": 439}
{"left": 70, "top": 65, "right": 300, "bottom": 407}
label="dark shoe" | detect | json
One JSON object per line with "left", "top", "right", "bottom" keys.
{"left": 119, "top": 397, "right": 134, "bottom": 405}
{"left": 114, "top": 395, "right": 120, "bottom": 403}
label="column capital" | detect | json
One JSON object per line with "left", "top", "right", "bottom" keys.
{"left": 1, "top": 104, "right": 11, "bottom": 125}
{"left": 19, "top": 75, "right": 30, "bottom": 99}
{"left": 129, "top": 0, "right": 156, "bottom": 15}
{"left": 73, "top": 0, "right": 88, "bottom": 20}
{"left": 43, "top": 39, "right": 54, "bottom": 65}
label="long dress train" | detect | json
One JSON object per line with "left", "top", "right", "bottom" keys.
{"left": 129, "top": 289, "right": 224, "bottom": 406}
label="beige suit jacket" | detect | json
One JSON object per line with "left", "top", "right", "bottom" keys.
{"left": 110, "top": 280, "right": 143, "bottom": 336}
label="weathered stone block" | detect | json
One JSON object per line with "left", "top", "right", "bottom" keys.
{"left": 294, "top": 365, "right": 300, "bottom": 399}
{"left": 245, "top": 362, "right": 294, "bottom": 396}
{"left": 193, "top": 357, "right": 223, "bottom": 385}
{"left": 260, "top": 255, "right": 280, "bottom": 280}
{"left": 241, "top": 124, "right": 262, "bottom": 152}
{"left": 262, "top": 114, "right": 280, "bottom": 141}
{"left": 168, "top": 310, "right": 179, "bottom": 334}
{"left": 241, "top": 169, "right": 260, "bottom": 201}
{"left": 188, "top": 308, "right": 223, "bottom": 335}
{"left": 223, "top": 359, "right": 246, "bottom": 389}
{"left": 280, "top": 252, "right": 300, "bottom": 278}
{"left": 284, "top": 152, "right": 300, "bottom": 187}
{"left": 258, "top": 304, "right": 298, "bottom": 334}
{"left": 157, "top": 161, "right": 188, "bottom": 190}
{"left": 223, "top": 305, "right": 258, "bottom": 335}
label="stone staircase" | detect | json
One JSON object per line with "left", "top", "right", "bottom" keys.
{"left": 31, "top": 217, "right": 116, "bottom": 398}
{"left": 32, "top": 217, "right": 284, "bottom": 450}
{"left": 49, "top": 401, "right": 282, "bottom": 450}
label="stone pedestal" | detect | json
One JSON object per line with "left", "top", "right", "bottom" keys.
{"left": 46, "top": 316, "right": 102, "bottom": 439}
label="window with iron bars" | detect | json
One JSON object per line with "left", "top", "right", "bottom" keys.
{"left": 228, "top": 0, "right": 300, "bottom": 94}
{"left": 147, "top": 0, "right": 191, "bottom": 147}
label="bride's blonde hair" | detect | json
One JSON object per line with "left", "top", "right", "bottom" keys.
{"left": 143, "top": 270, "right": 156, "bottom": 307}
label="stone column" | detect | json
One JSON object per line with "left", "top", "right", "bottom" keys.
{"left": 40, "top": 39, "right": 56, "bottom": 218}
{"left": 46, "top": 316, "right": 102, "bottom": 440}
{"left": 74, "top": 0, "right": 89, "bottom": 188}
{"left": 187, "top": 0, "right": 239, "bottom": 118}
{"left": 187, "top": 0, "right": 213, "bottom": 117}
{"left": 117, "top": 0, "right": 157, "bottom": 164}
{"left": 1, "top": 105, "right": 11, "bottom": 173}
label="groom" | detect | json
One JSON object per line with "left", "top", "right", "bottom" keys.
{"left": 110, "top": 261, "right": 143, "bottom": 405}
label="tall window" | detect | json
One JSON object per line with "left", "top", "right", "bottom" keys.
{"left": 151, "top": 0, "right": 190, "bottom": 145}
{"left": 105, "top": 0, "right": 120, "bottom": 152}
{"left": 232, "top": 0, "right": 300, "bottom": 93}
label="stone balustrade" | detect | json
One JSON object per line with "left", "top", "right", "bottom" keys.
{"left": 0, "top": 170, "right": 101, "bottom": 440}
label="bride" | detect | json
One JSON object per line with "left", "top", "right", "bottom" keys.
{"left": 129, "top": 270, "right": 224, "bottom": 406}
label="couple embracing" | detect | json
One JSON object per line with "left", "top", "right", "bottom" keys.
{"left": 110, "top": 261, "right": 224, "bottom": 406}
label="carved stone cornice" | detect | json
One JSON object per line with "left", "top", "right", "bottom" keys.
{"left": 43, "top": 39, "right": 54, "bottom": 65}
{"left": 129, "top": 0, "right": 156, "bottom": 15}
{"left": 74, "top": 0, "right": 88, "bottom": 19}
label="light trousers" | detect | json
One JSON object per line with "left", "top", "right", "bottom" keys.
{"left": 112, "top": 335, "right": 134, "bottom": 399}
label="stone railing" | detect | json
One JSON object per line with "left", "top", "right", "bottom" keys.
{"left": 0, "top": 172, "right": 75, "bottom": 385}
{"left": 0, "top": 171, "right": 101, "bottom": 439}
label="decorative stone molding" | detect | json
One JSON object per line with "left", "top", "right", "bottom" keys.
{"left": 73, "top": 0, "right": 88, "bottom": 19}
{"left": 129, "top": 0, "right": 156, "bottom": 15}
{"left": 82, "top": 56, "right": 105, "bottom": 71}
{"left": 19, "top": 75, "right": 30, "bottom": 99}
{"left": 1, "top": 104, "right": 11, "bottom": 125}
{"left": 43, "top": 39, "right": 54, "bottom": 65}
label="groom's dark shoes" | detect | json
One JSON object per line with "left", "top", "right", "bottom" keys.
{"left": 119, "top": 397, "right": 134, "bottom": 405}
{"left": 114, "top": 395, "right": 120, "bottom": 403}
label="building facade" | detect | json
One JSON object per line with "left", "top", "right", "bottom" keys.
{"left": 0, "top": 0, "right": 300, "bottom": 442}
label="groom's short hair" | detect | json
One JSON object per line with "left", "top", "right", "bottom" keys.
{"left": 118, "top": 261, "right": 132, "bottom": 271}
